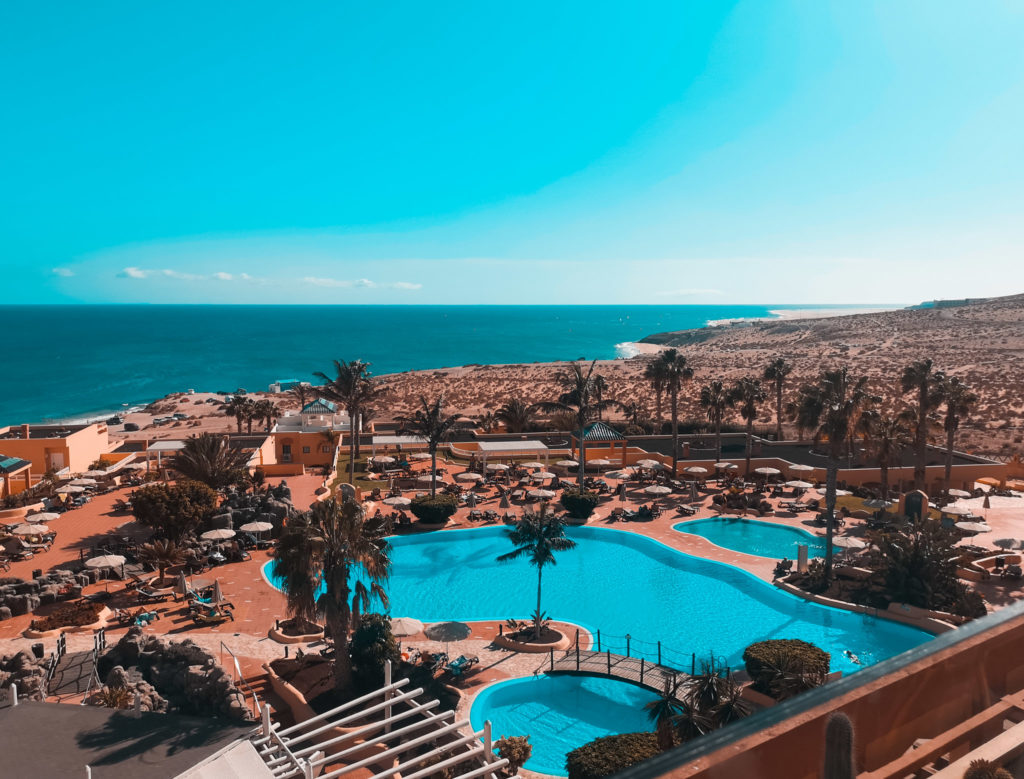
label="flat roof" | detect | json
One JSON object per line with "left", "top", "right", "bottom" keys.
{"left": 477, "top": 440, "right": 549, "bottom": 452}
{"left": 0, "top": 454, "right": 32, "bottom": 473}
{"left": 0, "top": 702, "right": 253, "bottom": 779}
{"left": 147, "top": 440, "right": 188, "bottom": 452}
{"left": 373, "top": 435, "right": 427, "bottom": 446}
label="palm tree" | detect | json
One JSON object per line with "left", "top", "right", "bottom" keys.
{"left": 792, "top": 368, "right": 874, "bottom": 579}
{"left": 253, "top": 399, "right": 280, "bottom": 432}
{"left": 657, "top": 350, "right": 695, "bottom": 474}
{"left": 900, "top": 359, "right": 946, "bottom": 490}
{"left": 496, "top": 505, "right": 577, "bottom": 640}
{"left": 645, "top": 679, "right": 684, "bottom": 751}
{"left": 942, "top": 377, "right": 978, "bottom": 495}
{"left": 644, "top": 358, "right": 668, "bottom": 429}
{"left": 287, "top": 383, "right": 312, "bottom": 410}
{"left": 727, "top": 378, "right": 767, "bottom": 476}
{"left": 223, "top": 396, "right": 252, "bottom": 434}
{"left": 495, "top": 398, "right": 536, "bottom": 434}
{"left": 861, "top": 411, "right": 912, "bottom": 501}
{"left": 170, "top": 433, "right": 251, "bottom": 490}
{"left": 622, "top": 401, "right": 647, "bottom": 429}
{"left": 476, "top": 412, "right": 498, "bottom": 433}
{"left": 395, "top": 394, "right": 464, "bottom": 497}
{"left": 593, "top": 375, "right": 609, "bottom": 421}
{"left": 699, "top": 380, "right": 729, "bottom": 462}
{"left": 138, "top": 539, "right": 184, "bottom": 585}
{"left": 273, "top": 498, "right": 391, "bottom": 692}
{"left": 315, "top": 360, "right": 385, "bottom": 484}
{"left": 534, "top": 361, "right": 618, "bottom": 488}
{"left": 763, "top": 357, "right": 792, "bottom": 441}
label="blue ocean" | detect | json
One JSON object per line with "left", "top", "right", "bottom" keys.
{"left": 0, "top": 304, "right": 871, "bottom": 424}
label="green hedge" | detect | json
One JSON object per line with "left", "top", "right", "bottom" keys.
{"left": 566, "top": 732, "right": 660, "bottom": 779}
{"left": 742, "top": 639, "right": 830, "bottom": 701}
{"left": 410, "top": 494, "right": 458, "bottom": 524}
{"left": 560, "top": 489, "right": 600, "bottom": 519}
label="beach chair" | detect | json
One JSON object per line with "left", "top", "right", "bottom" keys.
{"left": 191, "top": 605, "right": 234, "bottom": 625}
{"left": 136, "top": 586, "right": 168, "bottom": 603}
{"left": 0, "top": 558, "right": 10, "bottom": 572}
{"left": 428, "top": 652, "right": 449, "bottom": 673}
{"left": 445, "top": 655, "right": 480, "bottom": 679}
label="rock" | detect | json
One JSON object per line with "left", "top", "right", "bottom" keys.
{"left": 38, "top": 586, "right": 59, "bottom": 606}
{"left": 107, "top": 665, "right": 132, "bottom": 689}
{"left": 0, "top": 606, "right": 12, "bottom": 621}
{"left": 13, "top": 581, "right": 40, "bottom": 595}
{"left": 7, "top": 594, "right": 40, "bottom": 616}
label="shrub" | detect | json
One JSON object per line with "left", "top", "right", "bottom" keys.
{"left": 950, "top": 585, "right": 988, "bottom": 619}
{"left": 409, "top": 494, "right": 458, "bottom": 524}
{"left": 494, "top": 735, "right": 532, "bottom": 774}
{"left": 566, "top": 732, "right": 660, "bottom": 779}
{"left": 131, "top": 480, "right": 218, "bottom": 541}
{"left": 93, "top": 686, "right": 133, "bottom": 710}
{"left": 31, "top": 601, "right": 103, "bottom": 632}
{"left": 560, "top": 489, "right": 600, "bottom": 519}
{"left": 349, "top": 613, "right": 401, "bottom": 693}
{"left": 742, "top": 639, "right": 830, "bottom": 701}
{"left": 963, "top": 759, "right": 1013, "bottom": 779}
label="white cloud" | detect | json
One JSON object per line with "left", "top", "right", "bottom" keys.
{"left": 213, "top": 272, "right": 233, "bottom": 281}
{"left": 118, "top": 266, "right": 150, "bottom": 279}
{"left": 52, "top": 267, "right": 74, "bottom": 277}
{"left": 303, "top": 276, "right": 353, "bottom": 288}
{"left": 655, "top": 288, "right": 725, "bottom": 297}
{"left": 302, "top": 276, "right": 421, "bottom": 290}
{"left": 392, "top": 281, "right": 422, "bottom": 290}
{"left": 161, "top": 269, "right": 204, "bottom": 280}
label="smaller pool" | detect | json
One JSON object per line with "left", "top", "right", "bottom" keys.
{"left": 674, "top": 516, "right": 827, "bottom": 560}
{"left": 470, "top": 675, "right": 656, "bottom": 776}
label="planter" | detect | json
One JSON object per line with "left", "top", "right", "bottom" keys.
{"left": 563, "top": 515, "right": 590, "bottom": 526}
{"left": 268, "top": 620, "right": 325, "bottom": 644}
{"left": 23, "top": 606, "right": 113, "bottom": 638}
{"left": 0, "top": 503, "right": 46, "bottom": 522}
{"left": 493, "top": 629, "right": 572, "bottom": 653}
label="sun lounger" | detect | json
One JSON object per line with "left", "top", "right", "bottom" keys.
{"left": 136, "top": 586, "right": 168, "bottom": 602}
{"left": 445, "top": 654, "right": 480, "bottom": 679}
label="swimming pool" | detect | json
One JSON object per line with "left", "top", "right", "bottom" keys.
{"left": 263, "top": 525, "right": 931, "bottom": 671}
{"left": 469, "top": 675, "right": 656, "bottom": 776}
{"left": 674, "top": 516, "right": 828, "bottom": 560}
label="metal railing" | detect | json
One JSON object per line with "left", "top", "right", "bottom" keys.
{"left": 220, "top": 641, "right": 262, "bottom": 718}
{"left": 43, "top": 631, "right": 68, "bottom": 690}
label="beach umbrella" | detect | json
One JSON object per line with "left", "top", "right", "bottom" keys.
{"left": 82, "top": 470, "right": 107, "bottom": 478}
{"left": 863, "top": 498, "right": 893, "bottom": 509}
{"left": 212, "top": 579, "right": 225, "bottom": 604}
{"left": 956, "top": 521, "right": 991, "bottom": 534}
{"left": 533, "top": 471, "right": 556, "bottom": 480}
{"left": 70, "top": 478, "right": 97, "bottom": 487}
{"left": 27, "top": 512, "right": 60, "bottom": 522}
{"left": 789, "top": 464, "right": 815, "bottom": 473}
{"left": 832, "top": 537, "right": 866, "bottom": 550}
{"left": 785, "top": 480, "right": 813, "bottom": 489}
{"left": 55, "top": 485, "right": 85, "bottom": 494}
{"left": 85, "top": 553, "right": 126, "bottom": 569}
{"left": 605, "top": 470, "right": 629, "bottom": 480}
{"left": 588, "top": 459, "right": 612, "bottom": 467}
{"left": 371, "top": 455, "right": 396, "bottom": 465}
{"left": 645, "top": 485, "right": 672, "bottom": 496}
{"left": 383, "top": 496, "right": 411, "bottom": 508}
{"left": 416, "top": 473, "right": 443, "bottom": 484}
{"left": 714, "top": 463, "right": 738, "bottom": 471}
{"left": 240, "top": 520, "right": 274, "bottom": 534}
{"left": 13, "top": 523, "right": 49, "bottom": 535}
{"left": 754, "top": 467, "right": 781, "bottom": 476}
{"left": 948, "top": 489, "right": 972, "bottom": 498}
{"left": 683, "top": 466, "right": 708, "bottom": 475}
{"left": 528, "top": 489, "right": 556, "bottom": 500}
{"left": 941, "top": 505, "right": 971, "bottom": 516}
{"left": 499, "top": 493, "right": 511, "bottom": 509}
{"left": 456, "top": 472, "right": 483, "bottom": 483}
{"left": 466, "top": 491, "right": 477, "bottom": 508}
{"left": 424, "top": 621, "right": 472, "bottom": 653}
{"left": 202, "top": 528, "right": 236, "bottom": 541}
{"left": 486, "top": 463, "right": 510, "bottom": 472}
{"left": 390, "top": 617, "right": 424, "bottom": 638}
{"left": 993, "top": 538, "right": 1020, "bottom": 550}
{"left": 176, "top": 571, "right": 189, "bottom": 597}
{"left": 636, "top": 459, "right": 661, "bottom": 469}
{"left": 815, "top": 489, "right": 851, "bottom": 498}
{"left": 521, "top": 462, "right": 545, "bottom": 469}
{"left": 984, "top": 494, "right": 992, "bottom": 510}
{"left": 556, "top": 460, "right": 579, "bottom": 468}
{"left": 410, "top": 453, "right": 432, "bottom": 461}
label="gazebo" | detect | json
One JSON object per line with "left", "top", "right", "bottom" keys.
{"left": 571, "top": 421, "right": 628, "bottom": 467}
{"left": 0, "top": 454, "right": 32, "bottom": 499}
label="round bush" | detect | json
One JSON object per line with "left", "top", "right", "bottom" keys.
{"left": 559, "top": 489, "right": 600, "bottom": 519}
{"left": 410, "top": 494, "right": 458, "bottom": 525}
{"left": 566, "top": 732, "right": 660, "bottom": 779}
{"left": 742, "top": 639, "right": 830, "bottom": 700}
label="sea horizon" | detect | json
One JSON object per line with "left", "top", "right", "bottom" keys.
{"left": 0, "top": 303, "right": 903, "bottom": 425}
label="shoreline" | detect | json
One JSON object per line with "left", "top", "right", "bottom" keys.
{"left": 705, "top": 305, "right": 901, "bottom": 328}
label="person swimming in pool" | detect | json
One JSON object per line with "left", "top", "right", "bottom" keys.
{"left": 844, "top": 650, "right": 862, "bottom": 665}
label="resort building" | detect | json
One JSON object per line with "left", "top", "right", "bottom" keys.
{"left": 270, "top": 398, "right": 352, "bottom": 468}
{"left": 268, "top": 378, "right": 309, "bottom": 394}
{"left": 0, "top": 454, "right": 32, "bottom": 498}
{"left": 0, "top": 422, "right": 111, "bottom": 477}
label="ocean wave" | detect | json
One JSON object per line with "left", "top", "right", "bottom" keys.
{"left": 614, "top": 341, "right": 641, "bottom": 359}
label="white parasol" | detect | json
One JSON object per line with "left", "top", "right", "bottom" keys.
{"left": 202, "top": 528, "right": 236, "bottom": 541}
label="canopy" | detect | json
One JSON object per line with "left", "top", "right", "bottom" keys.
{"left": 863, "top": 498, "right": 893, "bottom": 509}
{"left": 785, "top": 480, "right": 813, "bottom": 489}
{"left": 644, "top": 485, "right": 672, "bottom": 496}
{"left": 588, "top": 459, "right": 612, "bottom": 467}
{"left": 86, "top": 554, "right": 126, "bottom": 568}
{"left": 212, "top": 579, "right": 226, "bottom": 604}
{"left": 788, "top": 464, "right": 816, "bottom": 473}
{"left": 521, "top": 462, "right": 545, "bottom": 469}
{"left": 416, "top": 473, "right": 444, "bottom": 483}
{"left": 55, "top": 485, "right": 85, "bottom": 494}
{"left": 410, "top": 453, "right": 432, "bottom": 461}
{"left": 202, "top": 528, "right": 236, "bottom": 541}
{"left": 832, "top": 537, "right": 866, "bottom": 549}
{"left": 715, "top": 463, "right": 739, "bottom": 471}
{"left": 940, "top": 505, "right": 971, "bottom": 516}
{"left": 69, "top": 478, "right": 97, "bottom": 487}
{"left": 956, "top": 521, "right": 991, "bottom": 533}
{"left": 456, "top": 472, "right": 483, "bottom": 482}
{"left": 424, "top": 621, "right": 472, "bottom": 651}
{"left": 27, "top": 512, "right": 60, "bottom": 522}
{"left": 528, "top": 489, "right": 556, "bottom": 499}
{"left": 636, "top": 459, "right": 662, "bottom": 469}
{"left": 556, "top": 460, "right": 579, "bottom": 468}
{"left": 754, "top": 467, "right": 781, "bottom": 476}
{"left": 683, "top": 466, "right": 708, "bottom": 475}
{"left": 486, "top": 463, "right": 509, "bottom": 472}
{"left": 948, "top": 489, "right": 972, "bottom": 498}
{"left": 383, "top": 496, "right": 412, "bottom": 507}
{"left": 390, "top": 617, "right": 424, "bottom": 637}
{"left": 12, "top": 523, "right": 48, "bottom": 535}
{"left": 371, "top": 455, "right": 396, "bottom": 464}
{"left": 604, "top": 470, "right": 630, "bottom": 479}
{"left": 240, "top": 521, "right": 274, "bottom": 533}
{"left": 533, "top": 471, "right": 556, "bottom": 480}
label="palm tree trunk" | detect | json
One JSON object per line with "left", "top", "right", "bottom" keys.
{"left": 776, "top": 382, "right": 783, "bottom": 440}
{"left": 880, "top": 463, "right": 889, "bottom": 503}
{"left": 944, "top": 427, "right": 955, "bottom": 495}
{"left": 715, "top": 418, "right": 722, "bottom": 462}
{"left": 745, "top": 420, "right": 753, "bottom": 475}
{"left": 655, "top": 388, "right": 663, "bottom": 424}
{"left": 535, "top": 565, "right": 543, "bottom": 640}
{"left": 246, "top": 418, "right": 253, "bottom": 434}
{"left": 670, "top": 389, "right": 679, "bottom": 475}
{"left": 914, "top": 407, "right": 927, "bottom": 490}
{"left": 327, "top": 610, "right": 353, "bottom": 692}
{"left": 824, "top": 451, "right": 839, "bottom": 580}
{"left": 430, "top": 448, "right": 437, "bottom": 498}
{"left": 353, "top": 407, "right": 362, "bottom": 459}
{"left": 236, "top": 416, "right": 243, "bottom": 434}
{"left": 578, "top": 420, "right": 586, "bottom": 489}
{"left": 348, "top": 429, "right": 356, "bottom": 485}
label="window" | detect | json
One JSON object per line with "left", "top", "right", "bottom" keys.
{"left": 321, "top": 445, "right": 330, "bottom": 453}
{"left": 302, "top": 446, "right": 311, "bottom": 454}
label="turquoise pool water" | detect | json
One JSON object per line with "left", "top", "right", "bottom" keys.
{"left": 263, "top": 525, "right": 930, "bottom": 671}
{"left": 469, "top": 675, "right": 657, "bottom": 776}
{"left": 674, "top": 517, "right": 828, "bottom": 560}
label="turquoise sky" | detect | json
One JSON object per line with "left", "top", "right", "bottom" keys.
{"left": 2, "top": 1, "right": 1022, "bottom": 304}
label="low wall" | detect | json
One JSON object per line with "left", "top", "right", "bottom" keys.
{"left": 0, "top": 503, "right": 45, "bottom": 522}
{"left": 259, "top": 463, "right": 307, "bottom": 477}
{"left": 774, "top": 581, "right": 956, "bottom": 634}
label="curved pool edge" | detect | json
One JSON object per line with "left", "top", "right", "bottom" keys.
{"left": 671, "top": 515, "right": 827, "bottom": 560}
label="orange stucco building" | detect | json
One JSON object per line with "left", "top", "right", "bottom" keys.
{"left": 0, "top": 422, "right": 111, "bottom": 476}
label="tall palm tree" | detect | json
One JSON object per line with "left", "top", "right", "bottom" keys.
{"left": 395, "top": 394, "right": 464, "bottom": 497}
{"left": 273, "top": 498, "right": 391, "bottom": 692}
{"left": 942, "top": 377, "right": 978, "bottom": 495}
{"left": 476, "top": 412, "right": 498, "bottom": 433}
{"left": 622, "top": 401, "right": 647, "bottom": 429}
{"left": 253, "top": 399, "right": 280, "bottom": 432}
{"left": 792, "top": 368, "right": 874, "bottom": 579}
{"left": 223, "top": 396, "right": 252, "bottom": 434}
{"left": 763, "top": 357, "right": 793, "bottom": 441}
{"left": 495, "top": 397, "right": 536, "bottom": 434}
{"left": 170, "top": 433, "right": 251, "bottom": 490}
{"left": 900, "top": 359, "right": 946, "bottom": 490}
{"left": 315, "top": 360, "right": 385, "bottom": 484}
{"left": 861, "top": 411, "right": 912, "bottom": 501}
{"left": 534, "top": 361, "right": 618, "bottom": 488}
{"left": 138, "top": 539, "right": 184, "bottom": 585}
{"left": 496, "top": 505, "right": 577, "bottom": 640}
{"left": 699, "top": 380, "right": 729, "bottom": 462}
{"left": 593, "top": 375, "right": 609, "bottom": 421}
{"left": 727, "top": 378, "right": 767, "bottom": 476}
{"left": 658, "top": 350, "right": 695, "bottom": 474}
{"left": 645, "top": 679, "right": 684, "bottom": 752}
{"left": 644, "top": 359, "right": 668, "bottom": 428}
{"left": 287, "top": 383, "right": 312, "bottom": 410}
